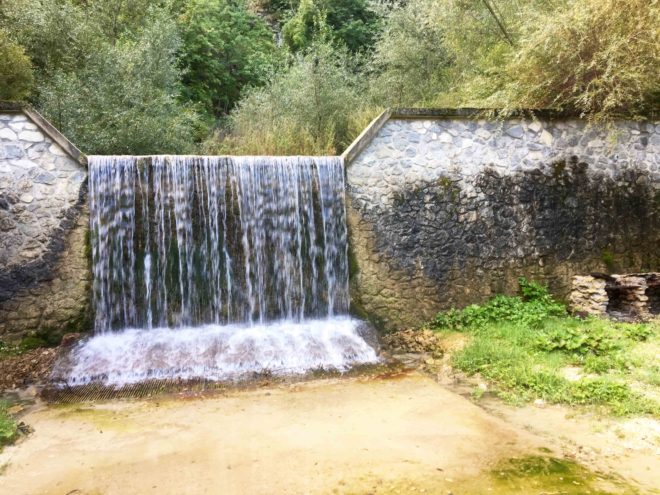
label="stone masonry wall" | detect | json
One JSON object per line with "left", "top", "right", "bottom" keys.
{"left": 0, "top": 112, "right": 90, "bottom": 341}
{"left": 347, "top": 116, "right": 660, "bottom": 330}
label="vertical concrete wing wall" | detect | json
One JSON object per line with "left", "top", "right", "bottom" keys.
{"left": 346, "top": 114, "right": 660, "bottom": 330}
{"left": 0, "top": 110, "right": 90, "bottom": 341}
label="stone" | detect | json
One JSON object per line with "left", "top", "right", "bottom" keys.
{"left": 539, "top": 130, "right": 553, "bottom": 146}
{"left": 505, "top": 126, "right": 524, "bottom": 139}
{"left": 0, "top": 128, "right": 18, "bottom": 140}
{"left": 1, "top": 144, "right": 24, "bottom": 159}
{"left": 33, "top": 171, "right": 57, "bottom": 185}
{"left": 19, "top": 193, "right": 34, "bottom": 203}
{"left": 18, "top": 131, "right": 44, "bottom": 143}
{"left": 528, "top": 122, "right": 542, "bottom": 133}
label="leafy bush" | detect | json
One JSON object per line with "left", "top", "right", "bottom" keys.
{"left": 282, "top": 0, "right": 382, "bottom": 53}
{"left": 0, "top": 402, "right": 17, "bottom": 449}
{"left": 536, "top": 319, "right": 620, "bottom": 356}
{"left": 178, "top": 0, "right": 278, "bottom": 117}
{"left": 458, "top": 0, "right": 660, "bottom": 120}
{"left": 368, "top": 0, "right": 450, "bottom": 106}
{"left": 620, "top": 323, "right": 654, "bottom": 342}
{"left": 206, "top": 39, "right": 364, "bottom": 155}
{"left": 432, "top": 278, "right": 565, "bottom": 330}
{"left": 0, "top": 28, "right": 33, "bottom": 101}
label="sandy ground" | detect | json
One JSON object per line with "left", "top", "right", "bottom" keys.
{"left": 477, "top": 397, "right": 660, "bottom": 493}
{"left": 0, "top": 373, "right": 550, "bottom": 495}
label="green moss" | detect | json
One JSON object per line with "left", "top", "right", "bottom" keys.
{"left": 481, "top": 456, "right": 638, "bottom": 494}
{"left": 346, "top": 237, "right": 361, "bottom": 280}
{"left": 83, "top": 227, "right": 92, "bottom": 261}
{"left": 601, "top": 249, "right": 617, "bottom": 272}
{"left": 550, "top": 159, "right": 567, "bottom": 180}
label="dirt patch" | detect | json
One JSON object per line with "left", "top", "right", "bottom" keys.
{"left": 0, "top": 373, "right": 560, "bottom": 495}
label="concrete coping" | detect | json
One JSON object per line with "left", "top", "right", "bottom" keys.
{"left": 0, "top": 101, "right": 87, "bottom": 167}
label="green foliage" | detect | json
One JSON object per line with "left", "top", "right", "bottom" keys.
{"left": 207, "top": 39, "right": 363, "bottom": 154}
{"left": 621, "top": 322, "right": 654, "bottom": 342}
{"left": 0, "top": 402, "right": 18, "bottom": 449}
{"left": 0, "top": 28, "right": 33, "bottom": 101}
{"left": 39, "top": 13, "right": 203, "bottom": 154}
{"left": 178, "top": 0, "right": 277, "bottom": 117}
{"left": 1, "top": 0, "right": 205, "bottom": 154}
{"left": 488, "top": 0, "right": 660, "bottom": 120}
{"left": 282, "top": 0, "right": 382, "bottom": 53}
{"left": 536, "top": 319, "right": 620, "bottom": 356}
{"left": 432, "top": 278, "right": 565, "bottom": 330}
{"left": 583, "top": 353, "right": 629, "bottom": 374}
{"left": 432, "top": 279, "right": 659, "bottom": 416}
{"left": 368, "top": 0, "right": 450, "bottom": 106}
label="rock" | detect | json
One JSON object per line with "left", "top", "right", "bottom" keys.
{"left": 533, "top": 398, "right": 546, "bottom": 408}
{"left": 382, "top": 329, "right": 445, "bottom": 356}
{"left": 505, "top": 126, "right": 524, "bottom": 139}
{"left": 0, "top": 128, "right": 18, "bottom": 140}
{"left": 60, "top": 333, "right": 82, "bottom": 348}
{"left": 18, "top": 130, "right": 44, "bottom": 143}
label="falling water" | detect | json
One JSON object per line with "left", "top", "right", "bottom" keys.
{"left": 62, "top": 156, "right": 378, "bottom": 386}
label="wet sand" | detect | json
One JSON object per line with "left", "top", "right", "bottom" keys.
{"left": 0, "top": 373, "right": 545, "bottom": 495}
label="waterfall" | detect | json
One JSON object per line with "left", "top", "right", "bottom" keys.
{"left": 61, "top": 156, "right": 377, "bottom": 386}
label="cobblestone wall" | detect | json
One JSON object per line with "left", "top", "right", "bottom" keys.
{"left": 347, "top": 116, "right": 660, "bottom": 330}
{"left": 0, "top": 112, "right": 90, "bottom": 341}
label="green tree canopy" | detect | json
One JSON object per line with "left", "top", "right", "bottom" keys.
{"left": 206, "top": 40, "right": 364, "bottom": 155}
{"left": 282, "top": 0, "right": 382, "bottom": 53}
{"left": 0, "top": 28, "right": 34, "bottom": 101}
{"left": 178, "top": 0, "right": 277, "bottom": 118}
{"left": 0, "top": 0, "right": 205, "bottom": 154}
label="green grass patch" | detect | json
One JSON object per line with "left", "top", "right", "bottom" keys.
{"left": 430, "top": 278, "right": 660, "bottom": 416}
{"left": 0, "top": 401, "right": 18, "bottom": 449}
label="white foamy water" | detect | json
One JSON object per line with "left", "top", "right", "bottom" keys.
{"left": 60, "top": 156, "right": 379, "bottom": 387}
{"left": 61, "top": 317, "right": 378, "bottom": 387}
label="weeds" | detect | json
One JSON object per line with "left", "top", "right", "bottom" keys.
{"left": 431, "top": 279, "right": 660, "bottom": 416}
{"left": 0, "top": 402, "right": 18, "bottom": 449}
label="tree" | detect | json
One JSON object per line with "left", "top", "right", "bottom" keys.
{"left": 178, "top": 0, "right": 277, "bottom": 118}
{"left": 38, "top": 12, "right": 204, "bottom": 154}
{"left": 282, "top": 0, "right": 382, "bottom": 53}
{"left": 0, "top": 29, "right": 33, "bottom": 101}
{"left": 368, "top": 0, "right": 451, "bottom": 106}
{"left": 206, "top": 40, "right": 363, "bottom": 155}
{"left": 0, "top": 0, "right": 205, "bottom": 154}
{"left": 491, "top": 0, "right": 660, "bottom": 119}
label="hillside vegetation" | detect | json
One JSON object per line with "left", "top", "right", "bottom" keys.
{"left": 1, "top": 0, "right": 658, "bottom": 155}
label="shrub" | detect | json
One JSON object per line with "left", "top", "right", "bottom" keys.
{"left": 0, "top": 402, "right": 17, "bottom": 449}
{"left": 432, "top": 278, "right": 565, "bottom": 330}
{"left": 208, "top": 39, "right": 364, "bottom": 155}
{"left": 482, "top": 0, "right": 660, "bottom": 120}
{"left": 0, "top": 28, "right": 33, "bottom": 101}
{"left": 536, "top": 319, "right": 620, "bottom": 356}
